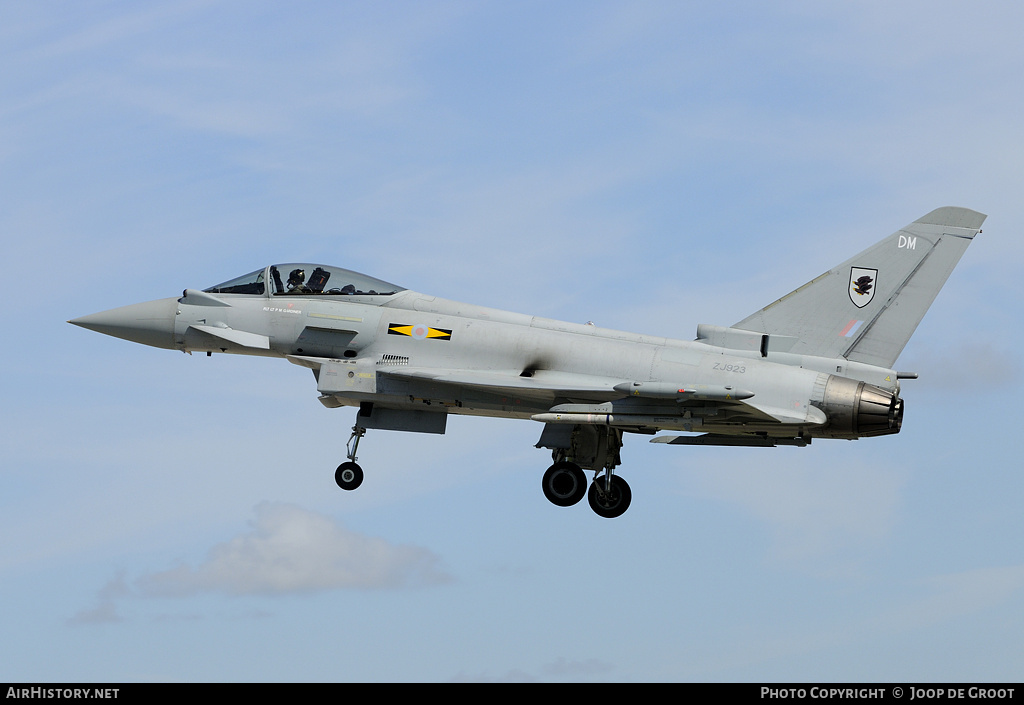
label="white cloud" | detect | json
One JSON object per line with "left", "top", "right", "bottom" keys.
{"left": 134, "top": 502, "right": 451, "bottom": 596}
{"left": 449, "top": 657, "right": 614, "bottom": 682}
{"left": 68, "top": 572, "right": 131, "bottom": 626}
{"left": 68, "top": 600, "right": 123, "bottom": 626}
{"left": 541, "top": 657, "right": 615, "bottom": 678}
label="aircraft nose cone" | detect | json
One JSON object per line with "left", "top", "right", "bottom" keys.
{"left": 69, "top": 297, "right": 178, "bottom": 350}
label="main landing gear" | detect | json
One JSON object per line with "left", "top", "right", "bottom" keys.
{"left": 538, "top": 424, "right": 632, "bottom": 518}
{"left": 332, "top": 415, "right": 634, "bottom": 519}
{"left": 542, "top": 461, "right": 632, "bottom": 518}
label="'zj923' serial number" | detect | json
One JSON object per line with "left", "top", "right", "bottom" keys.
{"left": 712, "top": 363, "right": 746, "bottom": 373}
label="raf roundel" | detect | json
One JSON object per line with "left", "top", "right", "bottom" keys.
{"left": 387, "top": 322, "right": 453, "bottom": 341}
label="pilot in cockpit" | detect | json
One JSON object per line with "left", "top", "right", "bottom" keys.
{"left": 286, "top": 268, "right": 308, "bottom": 294}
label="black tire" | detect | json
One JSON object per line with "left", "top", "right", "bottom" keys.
{"left": 588, "top": 474, "right": 631, "bottom": 518}
{"left": 542, "top": 461, "right": 587, "bottom": 507}
{"left": 335, "top": 461, "right": 364, "bottom": 491}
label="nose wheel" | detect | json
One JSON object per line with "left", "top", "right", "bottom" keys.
{"left": 335, "top": 461, "right": 363, "bottom": 490}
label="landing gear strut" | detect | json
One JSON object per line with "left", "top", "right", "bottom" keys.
{"left": 335, "top": 423, "right": 366, "bottom": 491}
{"left": 536, "top": 423, "right": 633, "bottom": 518}
{"left": 588, "top": 472, "right": 631, "bottom": 518}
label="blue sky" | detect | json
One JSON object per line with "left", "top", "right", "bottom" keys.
{"left": 2, "top": 1, "right": 1023, "bottom": 682}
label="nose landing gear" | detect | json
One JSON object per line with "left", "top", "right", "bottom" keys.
{"left": 335, "top": 423, "right": 366, "bottom": 491}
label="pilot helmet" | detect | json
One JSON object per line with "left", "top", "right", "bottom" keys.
{"left": 288, "top": 269, "right": 306, "bottom": 287}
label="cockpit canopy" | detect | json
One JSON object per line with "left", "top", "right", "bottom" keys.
{"left": 204, "top": 264, "right": 405, "bottom": 297}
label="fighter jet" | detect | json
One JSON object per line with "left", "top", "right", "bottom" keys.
{"left": 69, "top": 207, "right": 984, "bottom": 518}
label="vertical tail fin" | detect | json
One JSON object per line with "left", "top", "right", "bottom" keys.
{"left": 734, "top": 207, "right": 985, "bottom": 368}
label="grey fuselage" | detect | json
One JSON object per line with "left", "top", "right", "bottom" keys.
{"left": 150, "top": 283, "right": 900, "bottom": 441}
